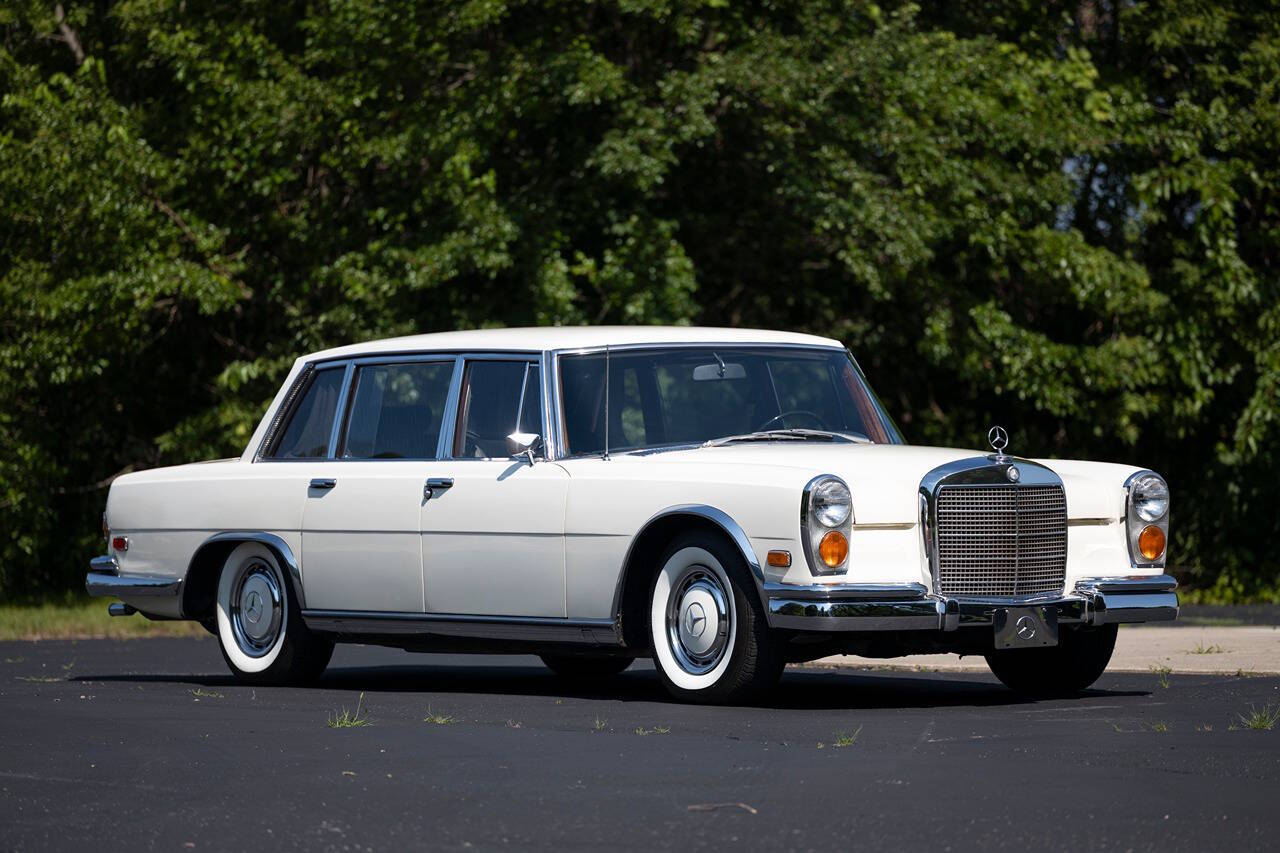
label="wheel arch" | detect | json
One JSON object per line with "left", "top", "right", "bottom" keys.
{"left": 612, "top": 505, "right": 765, "bottom": 649}
{"left": 182, "top": 532, "right": 306, "bottom": 622}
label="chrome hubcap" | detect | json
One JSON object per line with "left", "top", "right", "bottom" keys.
{"left": 230, "top": 561, "right": 283, "bottom": 657}
{"left": 666, "top": 566, "right": 731, "bottom": 675}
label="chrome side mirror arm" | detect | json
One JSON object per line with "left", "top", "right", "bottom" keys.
{"left": 506, "top": 432, "right": 542, "bottom": 465}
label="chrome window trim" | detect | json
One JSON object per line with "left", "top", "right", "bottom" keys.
{"left": 325, "top": 362, "right": 356, "bottom": 458}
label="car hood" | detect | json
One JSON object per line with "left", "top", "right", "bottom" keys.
{"left": 634, "top": 443, "right": 1137, "bottom": 525}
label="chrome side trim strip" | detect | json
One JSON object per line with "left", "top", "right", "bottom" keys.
{"left": 86, "top": 572, "right": 181, "bottom": 598}
{"left": 301, "top": 610, "right": 623, "bottom": 645}
{"left": 1067, "top": 517, "right": 1117, "bottom": 527}
{"left": 852, "top": 522, "right": 916, "bottom": 531}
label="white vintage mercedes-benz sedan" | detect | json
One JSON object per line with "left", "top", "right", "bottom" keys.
{"left": 88, "top": 326, "right": 1177, "bottom": 702}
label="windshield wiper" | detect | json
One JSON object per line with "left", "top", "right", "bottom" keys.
{"left": 703, "top": 429, "right": 869, "bottom": 447}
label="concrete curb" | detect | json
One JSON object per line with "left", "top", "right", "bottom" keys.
{"left": 810, "top": 624, "right": 1280, "bottom": 675}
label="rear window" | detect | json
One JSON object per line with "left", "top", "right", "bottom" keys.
{"left": 340, "top": 362, "right": 454, "bottom": 459}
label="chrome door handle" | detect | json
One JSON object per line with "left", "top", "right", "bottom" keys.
{"left": 309, "top": 478, "right": 337, "bottom": 490}
{"left": 424, "top": 477, "right": 454, "bottom": 501}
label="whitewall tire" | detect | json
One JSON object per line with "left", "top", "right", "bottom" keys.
{"left": 215, "top": 543, "right": 333, "bottom": 685}
{"left": 649, "top": 532, "right": 783, "bottom": 704}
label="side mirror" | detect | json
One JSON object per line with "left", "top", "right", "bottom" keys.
{"left": 506, "top": 432, "right": 542, "bottom": 464}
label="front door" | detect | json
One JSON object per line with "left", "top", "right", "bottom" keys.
{"left": 419, "top": 358, "right": 569, "bottom": 617}
{"left": 300, "top": 358, "right": 455, "bottom": 612}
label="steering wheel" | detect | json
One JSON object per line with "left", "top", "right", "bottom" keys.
{"left": 755, "top": 409, "right": 826, "bottom": 431}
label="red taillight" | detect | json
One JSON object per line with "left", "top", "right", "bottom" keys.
{"left": 111, "top": 536, "right": 129, "bottom": 552}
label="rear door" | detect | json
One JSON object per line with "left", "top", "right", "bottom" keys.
{"left": 300, "top": 357, "right": 455, "bottom": 612}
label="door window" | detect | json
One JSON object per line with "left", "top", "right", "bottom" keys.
{"left": 340, "top": 362, "right": 454, "bottom": 459}
{"left": 268, "top": 367, "right": 345, "bottom": 459}
{"left": 453, "top": 361, "right": 541, "bottom": 458}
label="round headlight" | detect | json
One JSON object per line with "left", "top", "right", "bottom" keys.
{"left": 1131, "top": 474, "right": 1169, "bottom": 522}
{"left": 811, "top": 478, "right": 852, "bottom": 527}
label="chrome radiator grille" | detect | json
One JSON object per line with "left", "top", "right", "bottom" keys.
{"left": 935, "top": 485, "right": 1067, "bottom": 597}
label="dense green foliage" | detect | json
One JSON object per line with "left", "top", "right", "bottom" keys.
{"left": 1, "top": 1, "right": 1276, "bottom": 601}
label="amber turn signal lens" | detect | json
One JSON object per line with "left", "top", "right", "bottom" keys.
{"left": 818, "top": 530, "right": 849, "bottom": 567}
{"left": 766, "top": 550, "right": 792, "bottom": 568}
{"left": 1138, "top": 525, "right": 1166, "bottom": 561}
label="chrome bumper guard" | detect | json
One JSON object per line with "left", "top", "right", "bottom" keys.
{"left": 766, "top": 575, "right": 1178, "bottom": 632}
{"left": 85, "top": 555, "right": 182, "bottom": 599}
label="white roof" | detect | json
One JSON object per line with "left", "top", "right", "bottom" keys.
{"left": 306, "top": 326, "right": 843, "bottom": 361}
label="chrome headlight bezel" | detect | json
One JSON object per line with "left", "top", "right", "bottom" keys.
{"left": 1124, "top": 470, "right": 1170, "bottom": 568}
{"left": 801, "top": 475, "right": 853, "bottom": 575}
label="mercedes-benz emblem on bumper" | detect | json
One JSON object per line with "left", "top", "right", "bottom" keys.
{"left": 1015, "top": 615, "right": 1037, "bottom": 641}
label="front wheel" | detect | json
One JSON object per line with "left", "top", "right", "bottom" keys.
{"left": 648, "top": 532, "right": 783, "bottom": 704}
{"left": 985, "top": 623, "right": 1118, "bottom": 697}
{"left": 214, "top": 542, "right": 333, "bottom": 685}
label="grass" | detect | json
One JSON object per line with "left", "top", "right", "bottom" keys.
{"left": 422, "top": 706, "right": 458, "bottom": 725}
{"left": 818, "top": 726, "right": 863, "bottom": 748}
{"left": 1235, "top": 704, "right": 1280, "bottom": 731}
{"left": 634, "top": 725, "right": 670, "bottom": 736}
{"left": 1150, "top": 664, "right": 1172, "bottom": 688}
{"left": 0, "top": 597, "right": 205, "bottom": 640}
{"left": 1189, "top": 642, "right": 1228, "bottom": 655}
{"left": 327, "top": 692, "right": 372, "bottom": 729}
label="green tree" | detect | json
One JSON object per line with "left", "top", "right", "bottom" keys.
{"left": 0, "top": 1, "right": 1276, "bottom": 600}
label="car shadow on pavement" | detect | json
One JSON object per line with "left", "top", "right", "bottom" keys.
{"left": 73, "top": 662, "right": 1147, "bottom": 710}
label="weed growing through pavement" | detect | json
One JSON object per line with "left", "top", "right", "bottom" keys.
{"left": 1150, "top": 665, "right": 1172, "bottom": 688}
{"left": 16, "top": 675, "right": 62, "bottom": 683}
{"left": 189, "top": 688, "right": 223, "bottom": 699}
{"left": 1148, "top": 722, "right": 1169, "bottom": 733}
{"left": 1236, "top": 704, "right": 1280, "bottom": 731}
{"left": 1190, "top": 642, "right": 1227, "bottom": 655}
{"left": 592, "top": 717, "right": 607, "bottom": 732}
{"left": 327, "top": 692, "right": 372, "bottom": 728}
{"left": 634, "top": 726, "right": 670, "bottom": 736}
{"left": 422, "top": 706, "right": 457, "bottom": 725}
{"left": 833, "top": 727, "right": 863, "bottom": 747}
{"left": 506, "top": 719, "right": 522, "bottom": 729}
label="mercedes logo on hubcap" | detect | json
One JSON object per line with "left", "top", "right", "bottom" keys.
{"left": 684, "top": 602, "right": 707, "bottom": 638}
{"left": 246, "top": 590, "right": 262, "bottom": 624}
{"left": 1015, "top": 615, "right": 1037, "bottom": 641}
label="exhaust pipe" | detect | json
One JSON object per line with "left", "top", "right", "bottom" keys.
{"left": 107, "top": 602, "right": 137, "bottom": 617}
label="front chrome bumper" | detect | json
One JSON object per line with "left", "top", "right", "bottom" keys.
{"left": 85, "top": 555, "right": 182, "bottom": 599}
{"left": 766, "top": 575, "right": 1178, "bottom": 632}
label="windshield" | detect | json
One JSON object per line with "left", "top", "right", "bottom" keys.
{"left": 558, "top": 346, "right": 902, "bottom": 456}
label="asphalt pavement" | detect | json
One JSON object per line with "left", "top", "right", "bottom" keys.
{"left": 2, "top": 637, "right": 1277, "bottom": 852}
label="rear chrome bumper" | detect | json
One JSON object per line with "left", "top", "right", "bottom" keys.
{"left": 766, "top": 575, "right": 1178, "bottom": 632}
{"left": 85, "top": 555, "right": 182, "bottom": 599}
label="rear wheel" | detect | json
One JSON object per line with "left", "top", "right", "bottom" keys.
{"left": 985, "top": 623, "right": 1118, "bottom": 697}
{"left": 214, "top": 542, "right": 333, "bottom": 685}
{"left": 540, "top": 655, "right": 633, "bottom": 678}
{"left": 648, "top": 531, "right": 783, "bottom": 704}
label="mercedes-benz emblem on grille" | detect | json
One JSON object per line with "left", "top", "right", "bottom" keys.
{"left": 1015, "top": 615, "right": 1037, "bottom": 640}
{"left": 988, "top": 425, "right": 1009, "bottom": 454}
{"left": 1006, "top": 465, "right": 1020, "bottom": 482}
